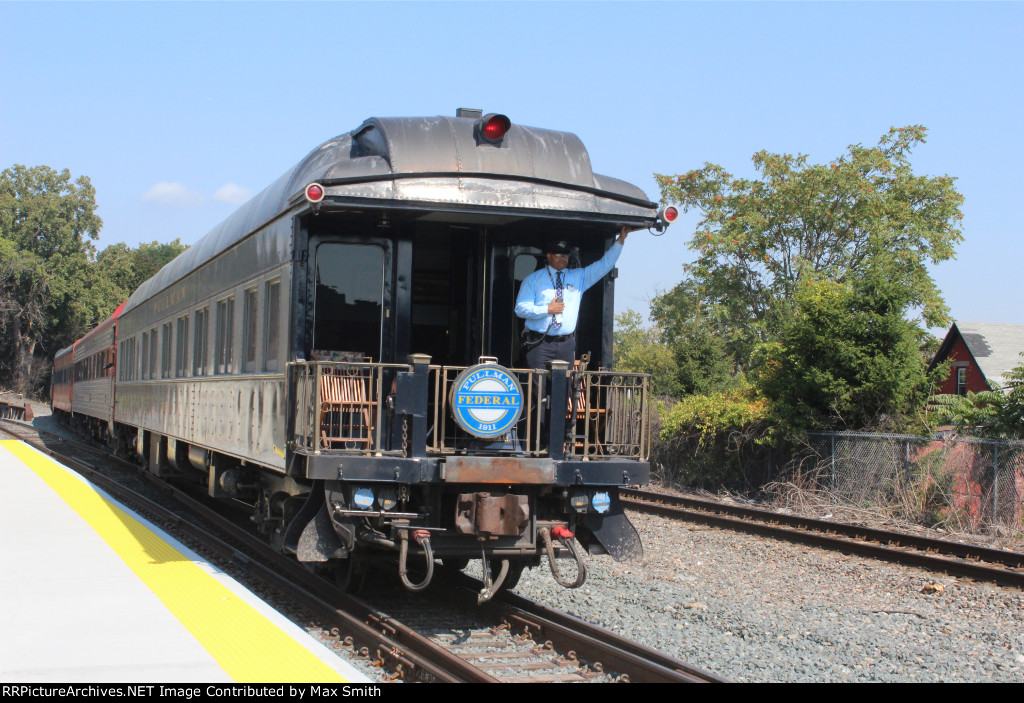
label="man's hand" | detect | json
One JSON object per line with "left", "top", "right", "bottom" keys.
{"left": 617, "top": 225, "right": 629, "bottom": 244}
{"left": 547, "top": 300, "right": 565, "bottom": 314}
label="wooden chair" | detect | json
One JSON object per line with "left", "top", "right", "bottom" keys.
{"left": 319, "top": 364, "right": 376, "bottom": 450}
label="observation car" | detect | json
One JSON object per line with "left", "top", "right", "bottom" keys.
{"left": 52, "top": 109, "right": 675, "bottom": 599}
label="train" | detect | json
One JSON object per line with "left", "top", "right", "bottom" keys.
{"left": 51, "top": 109, "right": 676, "bottom": 601}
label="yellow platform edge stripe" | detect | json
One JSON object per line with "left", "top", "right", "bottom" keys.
{"left": 0, "top": 440, "right": 350, "bottom": 684}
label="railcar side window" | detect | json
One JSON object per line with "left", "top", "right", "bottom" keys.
{"left": 161, "top": 322, "right": 173, "bottom": 378}
{"left": 176, "top": 315, "right": 190, "bottom": 377}
{"left": 194, "top": 307, "right": 209, "bottom": 375}
{"left": 264, "top": 279, "right": 281, "bottom": 371}
{"left": 243, "top": 287, "right": 258, "bottom": 373}
{"left": 215, "top": 296, "right": 235, "bottom": 374}
{"left": 314, "top": 244, "right": 385, "bottom": 360}
{"left": 149, "top": 328, "right": 158, "bottom": 379}
{"left": 141, "top": 332, "right": 149, "bottom": 379}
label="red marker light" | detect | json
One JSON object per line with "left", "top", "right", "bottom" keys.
{"left": 478, "top": 113, "right": 511, "bottom": 143}
{"left": 657, "top": 205, "right": 679, "bottom": 225}
{"left": 305, "top": 183, "right": 325, "bottom": 203}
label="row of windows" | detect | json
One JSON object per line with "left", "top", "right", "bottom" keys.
{"left": 73, "top": 349, "right": 114, "bottom": 383}
{"left": 119, "top": 278, "right": 282, "bottom": 381}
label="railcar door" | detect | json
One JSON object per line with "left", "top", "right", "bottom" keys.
{"left": 311, "top": 241, "right": 390, "bottom": 362}
{"left": 407, "top": 223, "right": 482, "bottom": 367}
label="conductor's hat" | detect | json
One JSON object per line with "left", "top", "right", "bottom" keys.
{"left": 547, "top": 240, "right": 571, "bottom": 254}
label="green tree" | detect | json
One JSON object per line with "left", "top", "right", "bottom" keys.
{"left": 654, "top": 126, "right": 964, "bottom": 363}
{"left": 613, "top": 309, "right": 681, "bottom": 397}
{"left": 0, "top": 165, "right": 102, "bottom": 393}
{"left": 649, "top": 280, "right": 735, "bottom": 396}
{"left": 751, "top": 255, "right": 936, "bottom": 437}
{"left": 94, "top": 239, "right": 188, "bottom": 302}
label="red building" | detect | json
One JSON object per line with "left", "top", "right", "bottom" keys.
{"left": 930, "top": 322, "right": 1024, "bottom": 395}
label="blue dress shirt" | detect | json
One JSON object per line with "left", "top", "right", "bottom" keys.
{"left": 514, "top": 242, "right": 623, "bottom": 335}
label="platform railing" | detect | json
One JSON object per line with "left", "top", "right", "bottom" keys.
{"left": 289, "top": 359, "right": 650, "bottom": 461}
{"left": 427, "top": 365, "right": 651, "bottom": 460}
{"left": 427, "top": 365, "right": 548, "bottom": 456}
{"left": 289, "top": 360, "right": 409, "bottom": 455}
{"left": 567, "top": 371, "right": 650, "bottom": 461}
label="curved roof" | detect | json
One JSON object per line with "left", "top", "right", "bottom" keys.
{"left": 124, "top": 113, "right": 658, "bottom": 315}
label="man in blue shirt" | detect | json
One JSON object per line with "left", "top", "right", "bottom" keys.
{"left": 515, "top": 226, "right": 629, "bottom": 370}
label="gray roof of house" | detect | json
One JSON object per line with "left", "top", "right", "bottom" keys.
{"left": 954, "top": 322, "right": 1024, "bottom": 389}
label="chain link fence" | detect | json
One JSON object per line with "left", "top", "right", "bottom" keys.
{"left": 803, "top": 432, "right": 1024, "bottom": 535}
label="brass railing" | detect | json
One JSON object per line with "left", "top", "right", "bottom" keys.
{"left": 428, "top": 365, "right": 651, "bottom": 460}
{"left": 289, "top": 360, "right": 408, "bottom": 454}
{"left": 428, "top": 365, "right": 548, "bottom": 456}
{"left": 289, "top": 359, "right": 650, "bottom": 461}
{"left": 567, "top": 371, "right": 650, "bottom": 460}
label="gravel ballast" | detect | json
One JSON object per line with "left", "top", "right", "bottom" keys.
{"left": 511, "top": 511, "right": 1024, "bottom": 682}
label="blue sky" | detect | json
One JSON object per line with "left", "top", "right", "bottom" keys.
{"left": 2, "top": 1, "right": 1021, "bottom": 331}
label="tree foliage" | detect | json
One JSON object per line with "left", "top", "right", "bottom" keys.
{"left": 613, "top": 310, "right": 681, "bottom": 397}
{"left": 0, "top": 165, "right": 102, "bottom": 392}
{"left": 652, "top": 380, "right": 772, "bottom": 490}
{"left": 750, "top": 259, "right": 936, "bottom": 437}
{"left": 929, "top": 354, "right": 1024, "bottom": 439}
{"left": 648, "top": 280, "right": 735, "bottom": 395}
{"left": 0, "top": 164, "right": 189, "bottom": 396}
{"left": 614, "top": 306, "right": 734, "bottom": 397}
{"left": 654, "top": 125, "right": 964, "bottom": 363}
{"left": 94, "top": 239, "right": 188, "bottom": 300}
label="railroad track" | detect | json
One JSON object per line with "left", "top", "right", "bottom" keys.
{"left": 622, "top": 487, "right": 1024, "bottom": 589}
{"left": 1, "top": 418, "right": 725, "bottom": 683}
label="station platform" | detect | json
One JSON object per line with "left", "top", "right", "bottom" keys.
{"left": 0, "top": 439, "right": 371, "bottom": 684}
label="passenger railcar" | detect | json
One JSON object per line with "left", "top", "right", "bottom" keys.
{"left": 51, "top": 344, "right": 74, "bottom": 416}
{"left": 53, "top": 110, "right": 674, "bottom": 599}
{"left": 51, "top": 302, "right": 125, "bottom": 443}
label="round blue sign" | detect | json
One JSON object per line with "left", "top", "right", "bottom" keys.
{"left": 450, "top": 364, "right": 524, "bottom": 438}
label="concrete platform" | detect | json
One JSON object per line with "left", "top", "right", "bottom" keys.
{"left": 0, "top": 439, "right": 370, "bottom": 684}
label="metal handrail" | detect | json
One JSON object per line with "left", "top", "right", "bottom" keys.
{"left": 288, "top": 360, "right": 650, "bottom": 461}
{"left": 288, "top": 360, "right": 410, "bottom": 455}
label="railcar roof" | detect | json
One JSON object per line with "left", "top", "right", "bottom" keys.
{"left": 124, "top": 113, "right": 657, "bottom": 315}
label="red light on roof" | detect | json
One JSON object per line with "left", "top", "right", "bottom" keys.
{"left": 663, "top": 206, "right": 679, "bottom": 222}
{"left": 305, "top": 183, "right": 325, "bottom": 203}
{"left": 479, "top": 113, "right": 511, "bottom": 143}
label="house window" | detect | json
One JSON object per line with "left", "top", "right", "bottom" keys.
{"left": 956, "top": 367, "right": 967, "bottom": 396}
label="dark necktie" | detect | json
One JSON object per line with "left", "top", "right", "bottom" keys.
{"left": 552, "top": 271, "right": 564, "bottom": 330}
